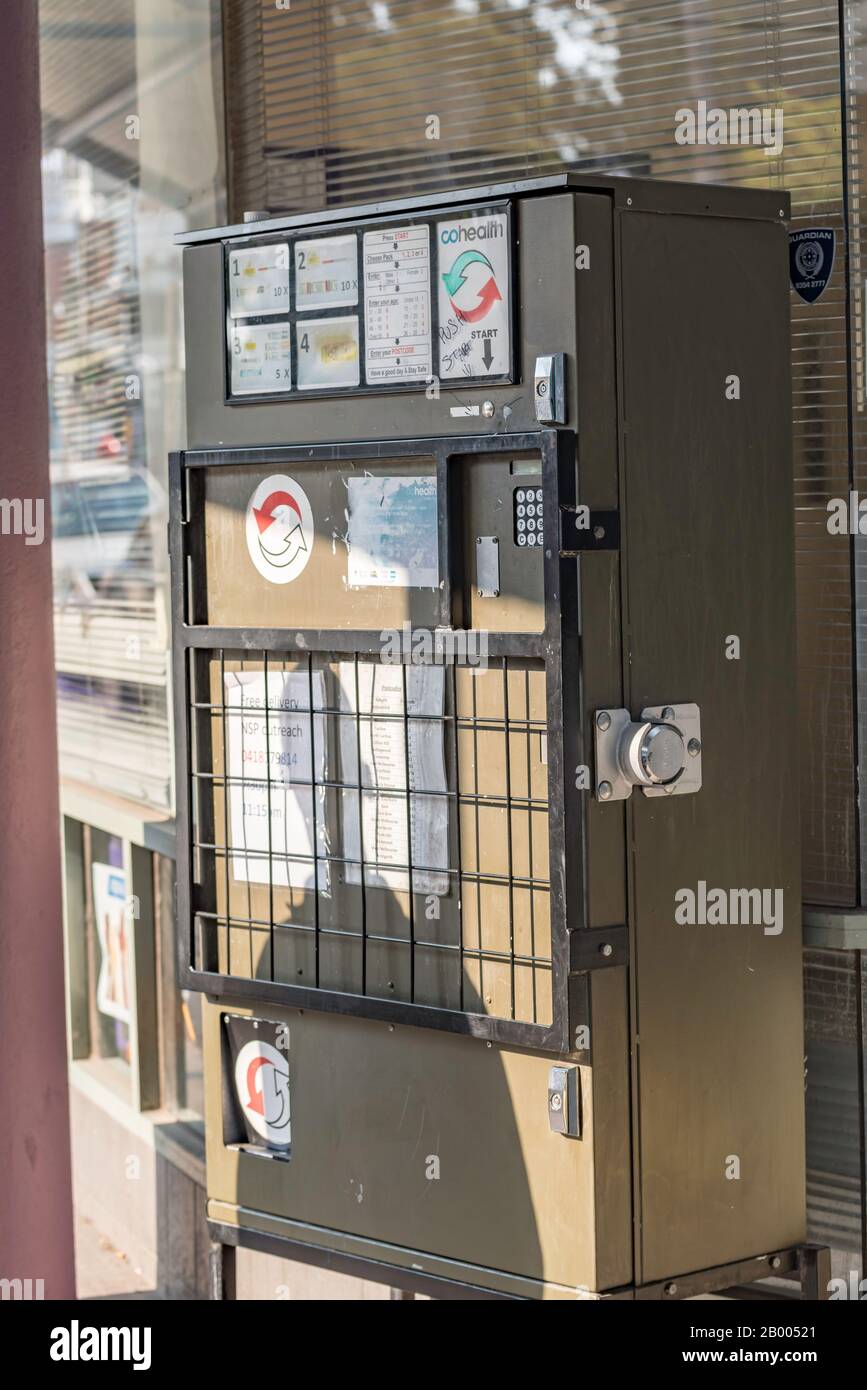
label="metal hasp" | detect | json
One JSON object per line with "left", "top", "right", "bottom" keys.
{"left": 594, "top": 704, "right": 702, "bottom": 801}
{"left": 533, "top": 352, "right": 566, "bottom": 424}
{"left": 548, "top": 1066, "right": 581, "bottom": 1137}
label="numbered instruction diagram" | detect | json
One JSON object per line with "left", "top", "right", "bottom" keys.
{"left": 225, "top": 206, "right": 512, "bottom": 397}
{"left": 363, "top": 225, "right": 432, "bottom": 383}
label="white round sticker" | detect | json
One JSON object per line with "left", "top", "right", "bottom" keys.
{"left": 245, "top": 474, "right": 314, "bottom": 584}
{"left": 233, "top": 1039, "right": 290, "bottom": 1147}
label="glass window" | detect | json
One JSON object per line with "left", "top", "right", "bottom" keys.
{"left": 40, "top": 0, "right": 226, "bottom": 814}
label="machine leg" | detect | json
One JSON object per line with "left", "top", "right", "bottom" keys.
{"left": 209, "top": 1240, "right": 237, "bottom": 1300}
{"left": 798, "top": 1244, "right": 831, "bottom": 1301}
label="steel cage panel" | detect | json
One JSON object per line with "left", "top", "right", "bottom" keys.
{"left": 170, "top": 431, "right": 583, "bottom": 1051}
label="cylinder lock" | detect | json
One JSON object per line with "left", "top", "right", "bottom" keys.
{"left": 594, "top": 704, "right": 702, "bottom": 801}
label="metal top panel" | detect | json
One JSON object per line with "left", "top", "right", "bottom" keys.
{"left": 175, "top": 174, "right": 789, "bottom": 247}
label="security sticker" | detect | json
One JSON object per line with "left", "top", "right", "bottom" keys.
{"left": 295, "top": 234, "right": 359, "bottom": 311}
{"left": 296, "top": 316, "right": 360, "bottom": 390}
{"left": 437, "top": 211, "right": 510, "bottom": 379}
{"left": 245, "top": 473, "right": 314, "bottom": 584}
{"left": 789, "top": 227, "right": 835, "bottom": 304}
{"left": 230, "top": 321, "right": 292, "bottom": 395}
{"left": 228, "top": 242, "right": 291, "bottom": 317}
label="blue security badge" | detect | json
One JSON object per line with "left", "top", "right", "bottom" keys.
{"left": 789, "top": 227, "right": 835, "bottom": 304}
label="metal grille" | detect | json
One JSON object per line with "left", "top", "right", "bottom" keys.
{"left": 189, "top": 649, "right": 553, "bottom": 1027}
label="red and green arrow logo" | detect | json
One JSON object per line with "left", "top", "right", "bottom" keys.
{"left": 442, "top": 249, "right": 502, "bottom": 323}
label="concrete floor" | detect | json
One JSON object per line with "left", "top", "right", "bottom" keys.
{"left": 75, "top": 1211, "right": 161, "bottom": 1301}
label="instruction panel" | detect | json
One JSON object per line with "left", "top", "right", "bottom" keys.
{"left": 225, "top": 670, "right": 328, "bottom": 891}
{"left": 296, "top": 316, "right": 360, "bottom": 390}
{"left": 363, "top": 225, "right": 432, "bottom": 383}
{"left": 294, "top": 234, "right": 359, "bottom": 311}
{"left": 337, "top": 662, "right": 449, "bottom": 896}
{"left": 437, "top": 211, "right": 510, "bottom": 379}
{"left": 346, "top": 475, "right": 439, "bottom": 588}
{"left": 228, "top": 242, "right": 291, "bottom": 317}
{"left": 230, "top": 321, "right": 292, "bottom": 395}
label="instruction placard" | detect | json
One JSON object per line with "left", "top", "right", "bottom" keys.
{"left": 294, "top": 234, "right": 359, "bottom": 311}
{"left": 224, "top": 670, "right": 328, "bottom": 892}
{"left": 296, "top": 316, "right": 360, "bottom": 390}
{"left": 346, "top": 475, "right": 439, "bottom": 588}
{"left": 230, "top": 321, "right": 292, "bottom": 395}
{"left": 337, "top": 662, "right": 449, "bottom": 896}
{"left": 437, "top": 212, "right": 510, "bottom": 379}
{"left": 228, "top": 243, "right": 291, "bottom": 317}
{"left": 363, "top": 225, "right": 432, "bottom": 383}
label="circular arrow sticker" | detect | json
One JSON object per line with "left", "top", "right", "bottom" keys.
{"left": 245, "top": 473, "right": 314, "bottom": 584}
{"left": 233, "top": 1038, "right": 291, "bottom": 1148}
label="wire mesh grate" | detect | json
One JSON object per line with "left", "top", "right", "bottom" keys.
{"left": 189, "top": 648, "right": 553, "bottom": 1025}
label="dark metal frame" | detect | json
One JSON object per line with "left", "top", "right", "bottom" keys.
{"left": 207, "top": 1220, "right": 831, "bottom": 1302}
{"left": 170, "top": 429, "right": 585, "bottom": 1052}
{"left": 222, "top": 199, "right": 516, "bottom": 403}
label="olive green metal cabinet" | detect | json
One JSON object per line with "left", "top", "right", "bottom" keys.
{"left": 171, "top": 176, "right": 817, "bottom": 1299}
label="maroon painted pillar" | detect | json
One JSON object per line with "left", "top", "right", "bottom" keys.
{"left": 0, "top": 4, "right": 75, "bottom": 1299}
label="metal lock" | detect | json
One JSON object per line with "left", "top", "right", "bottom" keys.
{"left": 594, "top": 703, "right": 702, "bottom": 802}
{"left": 548, "top": 1065, "right": 581, "bottom": 1137}
{"left": 533, "top": 352, "right": 566, "bottom": 425}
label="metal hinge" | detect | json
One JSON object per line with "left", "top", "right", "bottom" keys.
{"left": 559, "top": 507, "right": 620, "bottom": 555}
{"left": 569, "top": 925, "right": 628, "bottom": 972}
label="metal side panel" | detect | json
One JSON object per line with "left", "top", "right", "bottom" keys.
{"left": 617, "top": 209, "right": 805, "bottom": 1281}
{"left": 204, "top": 998, "right": 615, "bottom": 1294}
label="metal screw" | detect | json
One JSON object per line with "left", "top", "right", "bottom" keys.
{"left": 662, "top": 706, "right": 675, "bottom": 720}
{"left": 600, "top": 943, "right": 613, "bottom": 958}
{"left": 769, "top": 1256, "right": 782, "bottom": 1270}
{"left": 664, "top": 1282, "right": 677, "bottom": 1297}
{"left": 388, "top": 1024, "right": 395, "bottom": 1032}
{"left": 596, "top": 711, "right": 611, "bottom": 731}
{"left": 537, "top": 381, "right": 548, "bottom": 396}
{"left": 492, "top": 590, "right": 500, "bottom": 598}
{"left": 598, "top": 781, "right": 613, "bottom": 801}
{"left": 486, "top": 1041, "right": 492, "bottom": 1049}
{"left": 550, "top": 1093, "right": 563, "bottom": 1111}
{"left": 482, "top": 400, "right": 495, "bottom": 418}
{"left": 688, "top": 737, "right": 702, "bottom": 757}
{"left": 627, "top": 197, "right": 633, "bottom": 206}
{"left": 593, "top": 525, "right": 605, "bottom": 540}
{"left": 477, "top": 589, "right": 483, "bottom": 598}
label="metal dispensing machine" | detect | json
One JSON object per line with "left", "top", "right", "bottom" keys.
{"left": 170, "top": 174, "right": 826, "bottom": 1299}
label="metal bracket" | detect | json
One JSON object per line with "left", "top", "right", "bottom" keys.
{"left": 475, "top": 535, "right": 500, "bottom": 598}
{"left": 559, "top": 507, "right": 620, "bottom": 555}
{"left": 569, "top": 925, "right": 628, "bottom": 972}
